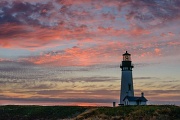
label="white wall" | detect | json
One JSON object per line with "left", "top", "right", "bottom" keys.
{"left": 120, "top": 70, "right": 134, "bottom": 104}
{"left": 140, "top": 102, "right": 147, "bottom": 105}
{"left": 129, "top": 101, "right": 137, "bottom": 105}
{"left": 124, "top": 99, "right": 147, "bottom": 106}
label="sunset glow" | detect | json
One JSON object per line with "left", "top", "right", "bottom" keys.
{"left": 0, "top": 0, "right": 180, "bottom": 106}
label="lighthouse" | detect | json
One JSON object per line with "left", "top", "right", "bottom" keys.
{"left": 119, "top": 51, "right": 148, "bottom": 105}
{"left": 120, "top": 51, "right": 134, "bottom": 105}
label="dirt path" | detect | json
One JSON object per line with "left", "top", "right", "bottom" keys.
{"left": 72, "top": 108, "right": 98, "bottom": 120}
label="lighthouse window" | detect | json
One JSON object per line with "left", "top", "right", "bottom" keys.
{"left": 123, "top": 67, "right": 128, "bottom": 70}
{"left": 128, "top": 84, "right": 131, "bottom": 91}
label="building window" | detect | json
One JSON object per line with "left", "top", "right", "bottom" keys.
{"left": 128, "top": 84, "right": 131, "bottom": 91}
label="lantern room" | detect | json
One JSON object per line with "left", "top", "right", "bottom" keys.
{"left": 123, "top": 51, "right": 131, "bottom": 61}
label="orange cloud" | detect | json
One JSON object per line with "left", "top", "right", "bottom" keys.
{"left": 0, "top": 23, "right": 91, "bottom": 49}
{"left": 20, "top": 40, "right": 162, "bottom": 66}
{"left": 18, "top": 36, "right": 179, "bottom": 66}
{"left": 21, "top": 47, "right": 103, "bottom": 66}
{"left": 130, "top": 27, "right": 150, "bottom": 36}
{"left": 0, "top": 22, "right": 151, "bottom": 50}
{"left": 18, "top": 41, "right": 123, "bottom": 66}
{"left": 161, "top": 32, "right": 175, "bottom": 37}
{"left": 97, "top": 26, "right": 150, "bottom": 37}
{"left": 154, "top": 48, "right": 161, "bottom": 55}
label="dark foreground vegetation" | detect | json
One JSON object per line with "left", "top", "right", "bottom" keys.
{"left": 0, "top": 105, "right": 88, "bottom": 120}
{"left": 0, "top": 105, "right": 179, "bottom": 120}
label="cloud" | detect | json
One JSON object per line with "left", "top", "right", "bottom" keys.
{"left": 0, "top": 23, "right": 58, "bottom": 48}
{"left": 18, "top": 36, "right": 180, "bottom": 66}
{"left": 22, "top": 83, "right": 57, "bottom": 90}
{"left": 50, "top": 76, "right": 119, "bottom": 83}
{"left": 143, "top": 90, "right": 180, "bottom": 101}
{"left": 1, "top": 0, "right": 179, "bottom": 27}
{"left": 36, "top": 89, "right": 119, "bottom": 96}
{"left": 19, "top": 46, "right": 110, "bottom": 66}
{"left": 0, "top": 88, "right": 120, "bottom": 104}
{"left": 0, "top": 1, "right": 58, "bottom": 27}
{"left": 0, "top": 0, "right": 151, "bottom": 50}
{"left": 0, "top": 0, "right": 179, "bottom": 53}
{"left": 126, "top": 0, "right": 180, "bottom": 27}
{"left": 0, "top": 23, "right": 92, "bottom": 48}
{"left": 0, "top": 61, "right": 47, "bottom": 81}
{"left": 134, "top": 77, "right": 158, "bottom": 80}
{"left": 0, "top": 96, "right": 117, "bottom": 104}
{"left": 1, "top": 89, "right": 179, "bottom": 105}
{"left": 0, "top": 60, "right": 119, "bottom": 90}
{"left": 97, "top": 26, "right": 150, "bottom": 37}
{"left": 0, "top": 23, "right": 151, "bottom": 50}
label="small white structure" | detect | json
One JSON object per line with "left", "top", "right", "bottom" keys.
{"left": 119, "top": 51, "right": 148, "bottom": 106}
{"left": 123, "top": 93, "right": 148, "bottom": 106}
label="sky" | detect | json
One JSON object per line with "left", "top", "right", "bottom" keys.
{"left": 0, "top": 0, "right": 180, "bottom": 106}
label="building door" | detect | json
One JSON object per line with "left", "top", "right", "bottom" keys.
{"left": 136, "top": 100, "right": 140, "bottom": 105}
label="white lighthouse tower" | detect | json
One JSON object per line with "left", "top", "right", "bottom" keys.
{"left": 120, "top": 51, "right": 134, "bottom": 105}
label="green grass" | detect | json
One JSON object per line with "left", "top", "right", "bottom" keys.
{"left": 0, "top": 105, "right": 179, "bottom": 120}
{"left": 85, "top": 105, "right": 180, "bottom": 120}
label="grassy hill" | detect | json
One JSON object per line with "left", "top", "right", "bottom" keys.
{"left": 75, "top": 105, "right": 180, "bottom": 120}
{"left": 0, "top": 105, "right": 179, "bottom": 120}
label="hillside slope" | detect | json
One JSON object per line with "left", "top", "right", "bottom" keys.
{"left": 74, "top": 105, "right": 180, "bottom": 120}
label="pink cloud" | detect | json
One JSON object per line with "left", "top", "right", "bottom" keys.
{"left": 0, "top": 22, "right": 151, "bottom": 50}
{"left": 154, "top": 48, "right": 161, "bottom": 55}
{"left": 19, "top": 40, "right": 171, "bottom": 66}
{"left": 97, "top": 26, "right": 150, "bottom": 37}
{"left": 0, "top": 23, "right": 91, "bottom": 49}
